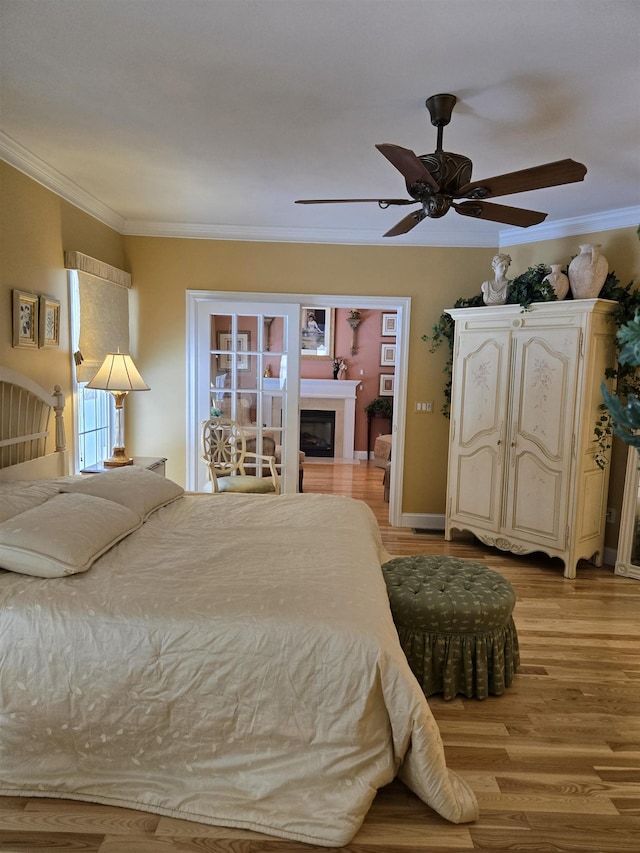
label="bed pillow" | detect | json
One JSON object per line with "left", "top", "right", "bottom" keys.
{"left": 59, "top": 465, "right": 184, "bottom": 520}
{"left": 0, "top": 492, "right": 141, "bottom": 578}
{"left": 0, "top": 481, "right": 61, "bottom": 523}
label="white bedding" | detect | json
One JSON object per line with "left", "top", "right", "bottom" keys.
{"left": 0, "top": 490, "right": 478, "bottom": 846}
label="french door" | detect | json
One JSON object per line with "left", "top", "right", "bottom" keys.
{"left": 186, "top": 294, "right": 301, "bottom": 493}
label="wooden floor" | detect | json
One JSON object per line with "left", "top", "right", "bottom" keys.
{"left": 2, "top": 462, "right": 639, "bottom": 852}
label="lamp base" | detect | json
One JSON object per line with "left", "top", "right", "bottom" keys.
{"left": 103, "top": 447, "right": 134, "bottom": 467}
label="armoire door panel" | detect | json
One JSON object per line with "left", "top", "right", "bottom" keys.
{"left": 447, "top": 331, "right": 510, "bottom": 532}
{"left": 457, "top": 338, "right": 508, "bottom": 446}
{"left": 512, "top": 332, "right": 580, "bottom": 461}
{"left": 507, "top": 450, "right": 564, "bottom": 541}
{"left": 453, "top": 447, "right": 501, "bottom": 526}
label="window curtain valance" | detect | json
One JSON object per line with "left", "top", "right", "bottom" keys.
{"left": 64, "top": 252, "right": 132, "bottom": 384}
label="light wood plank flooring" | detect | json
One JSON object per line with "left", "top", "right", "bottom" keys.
{"left": 1, "top": 462, "right": 638, "bottom": 852}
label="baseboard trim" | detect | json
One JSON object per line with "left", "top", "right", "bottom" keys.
{"left": 399, "top": 513, "right": 446, "bottom": 531}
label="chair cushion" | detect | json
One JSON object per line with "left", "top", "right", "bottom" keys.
{"left": 215, "top": 476, "right": 276, "bottom": 494}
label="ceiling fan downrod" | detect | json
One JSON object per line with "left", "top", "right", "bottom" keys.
{"left": 425, "top": 93, "right": 457, "bottom": 151}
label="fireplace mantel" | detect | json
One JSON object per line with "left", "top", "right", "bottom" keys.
{"left": 300, "top": 379, "right": 359, "bottom": 459}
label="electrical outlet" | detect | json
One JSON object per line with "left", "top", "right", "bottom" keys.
{"left": 606, "top": 507, "right": 616, "bottom": 524}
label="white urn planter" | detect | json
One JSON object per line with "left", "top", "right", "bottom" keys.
{"left": 568, "top": 244, "right": 608, "bottom": 299}
{"left": 543, "top": 264, "right": 570, "bottom": 300}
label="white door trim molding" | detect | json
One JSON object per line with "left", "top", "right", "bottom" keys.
{"left": 186, "top": 290, "right": 410, "bottom": 526}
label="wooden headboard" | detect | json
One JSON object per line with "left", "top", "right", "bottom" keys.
{"left": 0, "top": 367, "right": 68, "bottom": 481}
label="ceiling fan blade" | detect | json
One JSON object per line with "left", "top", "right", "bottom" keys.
{"left": 375, "top": 144, "right": 440, "bottom": 192}
{"left": 383, "top": 208, "right": 427, "bottom": 237}
{"left": 295, "top": 198, "right": 415, "bottom": 205}
{"left": 458, "top": 159, "right": 587, "bottom": 199}
{"left": 454, "top": 200, "right": 547, "bottom": 227}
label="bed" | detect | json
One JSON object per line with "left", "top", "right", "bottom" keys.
{"left": 0, "top": 368, "right": 478, "bottom": 847}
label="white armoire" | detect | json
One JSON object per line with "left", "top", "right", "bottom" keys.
{"left": 444, "top": 299, "right": 616, "bottom": 579}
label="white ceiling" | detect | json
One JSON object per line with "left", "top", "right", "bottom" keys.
{"left": 1, "top": 0, "right": 639, "bottom": 247}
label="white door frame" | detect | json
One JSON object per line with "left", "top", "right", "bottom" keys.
{"left": 186, "top": 290, "right": 410, "bottom": 526}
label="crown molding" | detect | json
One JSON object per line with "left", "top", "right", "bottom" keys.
{"left": 120, "top": 218, "right": 496, "bottom": 247}
{"left": 3, "top": 133, "right": 637, "bottom": 249}
{"left": 0, "top": 132, "right": 126, "bottom": 233}
{"left": 499, "top": 206, "right": 640, "bottom": 247}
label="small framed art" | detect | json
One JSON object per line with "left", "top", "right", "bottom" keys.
{"left": 379, "top": 374, "right": 395, "bottom": 396}
{"left": 380, "top": 342, "right": 396, "bottom": 366}
{"left": 217, "top": 331, "right": 251, "bottom": 371}
{"left": 12, "top": 290, "right": 39, "bottom": 348}
{"left": 381, "top": 313, "right": 397, "bottom": 336}
{"left": 301, "top": 307, "right": 334, "bottom": 359}
{"left": 39, "top": 296, "right": 61, "bottom": 348}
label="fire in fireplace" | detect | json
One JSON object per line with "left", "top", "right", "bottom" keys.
{"left": 300, "top": 410, "right": 336, "bottom": 458}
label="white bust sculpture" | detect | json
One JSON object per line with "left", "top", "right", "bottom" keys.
{"left": 481, "top": 253, "right": 512, "bottom": 305}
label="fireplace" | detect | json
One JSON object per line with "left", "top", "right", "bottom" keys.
{"left": 300, "top": 410, "right": 336, "bottom": 458}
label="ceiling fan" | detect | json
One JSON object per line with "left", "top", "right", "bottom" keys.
{"left": 295, "top": 94, "right": 587, "bottom": 237}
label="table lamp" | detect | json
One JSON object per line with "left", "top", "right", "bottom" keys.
{"left": 86, "top": 351, "right": 150, "bottom": 466}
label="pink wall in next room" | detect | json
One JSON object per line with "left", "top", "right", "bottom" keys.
{"left": 301, "top": 308, "right": 395, "bottom": 453}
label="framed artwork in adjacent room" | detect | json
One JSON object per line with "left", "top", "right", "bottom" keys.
{"left": 12, "top": 290, "right": 39, "bottom": 348}
{"left": 39, "top": 296, "right": 61, "bottom": 348}
{"left": 379, "top": 374, "right": 395, "bottom": 396}
{"left": 381, "top": 313, "right": 397, "bottom": 336}
{"left": 301, "top": 307, "right": 334, "bottom": 358}
{"left": 217, "top": 331, "right": 251, "bottom": 371}
{"left": 380, "top": 342, "right": 396, "bottom": 366}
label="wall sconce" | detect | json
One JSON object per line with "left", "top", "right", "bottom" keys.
{"left": 346, "top": 310, "right": 362, "bottom": 356}
{"left": 263, "top": 316, "right": 274, "bottom": 351}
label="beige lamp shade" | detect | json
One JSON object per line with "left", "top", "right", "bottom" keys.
{"left": 86, "top": 352, "right": 150, "bottom": 392}
{"left": 86, "top": 352, "right": 149, "bottom": 466}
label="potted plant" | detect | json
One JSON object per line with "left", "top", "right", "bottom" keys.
{"left": 364, "top": 397, "right": 393, "bottom": 418}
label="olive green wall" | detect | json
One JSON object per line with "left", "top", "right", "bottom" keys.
{"left": 123, "top": 236, "right": 492, "bottom": 509}
{"left": 503, "top": 226, "right": 640, "bottom": 550}
{"left": 0, "top": 161, "right": 127, "bottom": 454}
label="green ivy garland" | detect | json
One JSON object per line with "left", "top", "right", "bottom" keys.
{"left": 423, "top": 264, "right": 640, "bottom": 469}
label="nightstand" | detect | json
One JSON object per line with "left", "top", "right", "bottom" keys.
{"left": 80, "top": 457, "right": 167, "bottom": 476}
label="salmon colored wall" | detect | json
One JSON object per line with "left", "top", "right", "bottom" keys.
{"left": 297, "top": 308, "right": 394, "bottom": 452}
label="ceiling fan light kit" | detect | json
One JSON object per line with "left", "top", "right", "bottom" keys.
{"left": 296, "top": 93, "right": 588, "bottom": 236}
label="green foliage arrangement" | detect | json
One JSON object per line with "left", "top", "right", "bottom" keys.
{"left": 594, "top": 274, "right": 640, "bottom": 464}
{"left": 423, "top": 264, "right": 640, "bottom": 469}
{"left": 364, "top": 396, "right": 393, "bottom": 417}
{"left": 600, "top": 314, "right": 640, "bottom": 449}
{"left": 423, "top": 263, "right": 558, "bottom": 416}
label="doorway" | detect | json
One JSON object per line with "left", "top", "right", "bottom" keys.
{"left": 186, "top": 291, "right": 410, "bottom": 526}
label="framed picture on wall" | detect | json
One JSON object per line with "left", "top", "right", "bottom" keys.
{"left": 12, "top": 290, "right": 39, "bottom": 348}
{"left": 381, "top": 313, "right": 397, "bottom": 336}
{"left": 379, "top": 374, "right": 395, "bottom": 396}
{"left": 301, "top": 307, "right": 334, "bottom": 358}
{"left": 217, "top": 331, "right": 251, "bottom": 371}
{"left": 39, "top": 296, "right": 60, "bottom": 348}
{"left": 380, "top": 342, "right": 396, "bottom": 366}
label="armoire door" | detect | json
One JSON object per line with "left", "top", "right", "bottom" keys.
{"left": 446, "top": 329, "right": 511, "bottom": 533}
{"left": 502, "top": 327, "right": 581, "bottom": 547}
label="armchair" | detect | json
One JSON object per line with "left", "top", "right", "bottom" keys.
{"left": 201, "top": 418, "right": 280, "bottom": 494}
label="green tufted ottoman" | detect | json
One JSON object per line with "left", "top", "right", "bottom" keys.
{"left": 381, "top": 555, "right": 520, "bottom": 700}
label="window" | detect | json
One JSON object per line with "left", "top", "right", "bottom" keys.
{"left": 74, "top": 383, "right": 114, "bottom": 471}
{"left": 66, "top": 253, "right": 132, "bottom": 473}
